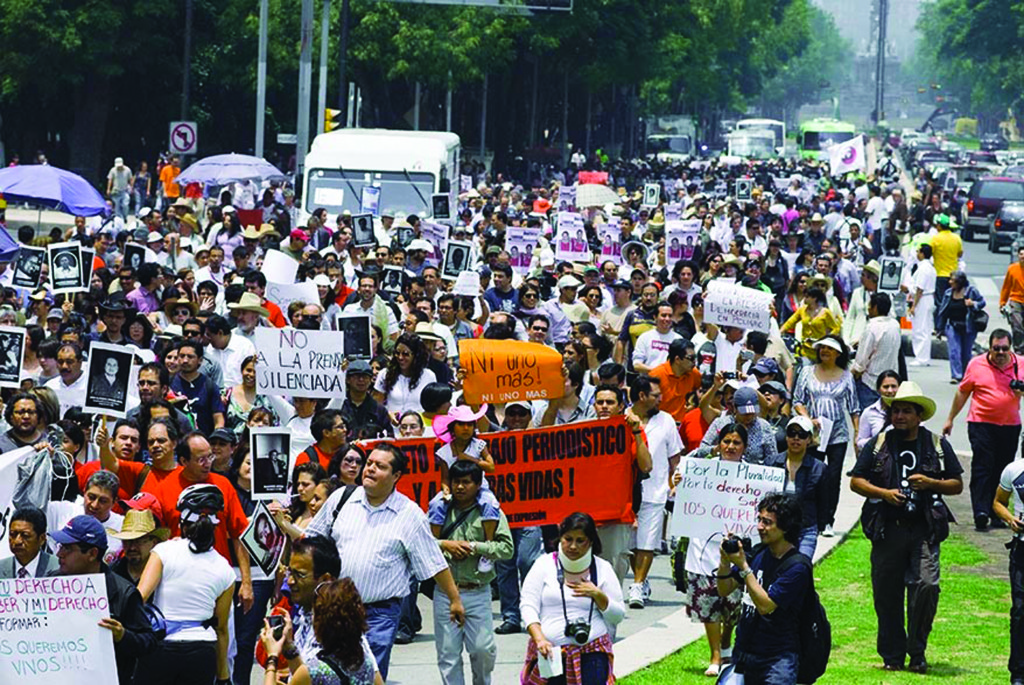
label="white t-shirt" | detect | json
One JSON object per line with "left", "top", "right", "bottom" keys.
{"left": 374, "top": 367, "right": 438, "bottom": 415}
{"left": 714, "top": 335, "right": 744, "bottom": 376}
{"left": 632, "top": 329, "right": 682, "bottom": 369}
{"left": 152, "top": 538, "right": 235, "bottom": 642}
{"left": 641, "top": 411, "right": 684, "bottom": 505}
{"left": 999, "top": 460, "right": 1024, "bottom": 538}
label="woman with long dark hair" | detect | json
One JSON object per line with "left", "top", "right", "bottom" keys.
{"left": 137, "top": 484, "right": 234, "bottom": 684}
{"left": 855, "top": 370, "right": 900, "bottom": 450}
{"left": 936, "top": 269, "right": 987, "bottom": 383}
{"left": 373, "top": 332, "right": 436, "bottom": 419}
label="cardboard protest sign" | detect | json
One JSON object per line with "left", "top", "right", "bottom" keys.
{"left": 452, "top": 271, "right": 481, "bottom": 297}
{"left": 665, "top": 219, "right": 701, "bottom": 263}
{"left": 664, "top": 203, "right": 682, "bottom": 222}
{"left": 556, "top": 184, "right": 576, "bottom": 212}
{"left": 255, "top": 328, "right": 346, "bottom": 398}
{"left": 442, "top": 240, "right": 473, "bottom": 280}
{"left": 122, "top": 243, "right": 146, "bottom": 273}
{"left": 262, "top": 250, "right": 300, "bottom": 284}
{"left": 381, "top": 266, "right": 405, "bottom": 295}
{"left": 431, "top": 193, "right": 451, "bottom": 220}
{"left": 577, "top": 171, "right": 609, "bottom": 185}
{"left": 265, "top": 281, "right": 319, "bottom": 311}
{"left": 0, "top": 326, "right": 25, "bottom": 388}
{"left": 879, "top": 257, "right": 904, "bottom": 292}
{"left": 460, "top": 175, "right": 473, "bottom": 193}
{"left": 597, "top": 219, "right": 622, "bottom": 264}
{"left": 11, "top": 246, "right": 45, "bottom": 289}
{"left": 505, "top": 226, "right": 541, "bottom": 275}
{"left": 360, "top": 185, "right": 381, "bottom": 217}
{"left": 351, "top": 214, "right": 376, "bottom": 248}
{"left": 554, "top": 212, "right": 589, "bottom": 262}
{"left": 372, "top": 417, "right": 636, "bottom": 527}
{"left": 642, "top": 183, "right": 660, "bottom": 207}
{"left": 80, "top": 248, "right": 95, "bottom": 290}
{"left": 250, "top": 427, "right": 291, "bottom": 500}
{"left": 336, "top": 312, "right": 372, "bottom": 359}
{"left": 48, "top": 242, "right": 84, "bottom": 295}
{"left": 0, "top": 572, "right": 118, "bottom": 684}
{"left": 420, "top": 222, "right": 449, "bottom": 268}
{"left": 240, "top": 501, "right": 287, "bottom": 576}
{"left": 669, "top": 458, "right": 786, "bottom": 541}
{"left": 459, "top": 339, "right": 565, "bottom": 405}
{"left": 83, "top": 342, "right": 134, "bottom": 418}
{"left": 703, "top": 279, "right": 775, "bottom": 333}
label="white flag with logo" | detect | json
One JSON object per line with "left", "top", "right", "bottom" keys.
{"left": 829, "top": 135, "right": 866, "bottom": 176}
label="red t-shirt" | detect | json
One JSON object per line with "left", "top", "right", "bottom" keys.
{"left": 76, "top": 459, "right": 177, "bottom": 504}
{"left": 146, "top": 467, "right": 249, "bottom": 563}
{"left": 263, "top": 299, "right": 288, "bottom": 328}
{"left": 679, "top": 407, "right": 709, "bottom": 453}
{"left": 294, "top": 444, "right": 332, "bottom": 473}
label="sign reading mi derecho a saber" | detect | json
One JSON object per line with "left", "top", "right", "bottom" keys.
{"left": 0, "top": 573, "right": 117, "bottom": 683}
{"left": 367, "top": 417, "right": 636, "bottom": 527}
{"left": 255, "top": 328, "right": 347, "bottom": 398}
{"left": 459, "top": 339, "right": 565, "bottom": 404}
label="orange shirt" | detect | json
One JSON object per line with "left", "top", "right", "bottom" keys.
{"left": 294, "top": 444, "right": 332, "bottom": 473}
{"left": 160, "top": 164, "right": 181, "bottom": 198}
{"left": 1001, "top": 262, "right": 1024, "bottom": 307}
{"left": 679, "top": 407, "right": 709, "bottom": 453}
{"left": 649, "top": 362, "right": 701, "bottom": 423}
{"left": 76, "top": 459, "right": 176, "bottom": 503}
{"left": 263, "top": 299, "right": 288, "bottom": 328}
{"left": 145, "top": 466, "right": 249, "bottom": 563}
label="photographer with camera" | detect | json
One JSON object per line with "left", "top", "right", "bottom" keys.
{"left": 519, "top": 512, "right": 625, "bottom": 684}
{"left": 944, "top": 328, "right": 1024, "bottom": 531}
{"left": 851, "top": 381, "right": 963, "bottom": 673}
{"left": 715, "top": 493, "right": 811, "bottom": 685}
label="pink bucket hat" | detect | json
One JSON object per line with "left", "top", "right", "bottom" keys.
{"left": 432, "top": 404, "right": 490, "bottom": 443}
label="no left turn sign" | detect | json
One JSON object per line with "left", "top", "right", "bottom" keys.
{"left": 169, "top": 121, "right": 198, "bottom": 155}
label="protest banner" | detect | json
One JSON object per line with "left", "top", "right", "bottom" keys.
{"left": 262, "top": 250, "right": 299, "bottom": 284}
{"left": 597, "top": 219, "right": 622, "bottom": 264}
{"left": 556, "top": 184, "right": 576, "bottom": 212}
{"left": 577, "top": 171, "right": 609, "bottom": 185}
{"left": 0, "top": 446, "right": 35, "bottom": 549}
{"left": 0, "top": 572, "right": 118, "bottom": 684}
{"left": 703, "top": 279, "right": 775, "bottom": 333}
{"left": 669, "top": 458, "right": 786, "bottom": 541}
{"left": 554, "top": 212, "right": 588, "bottom": 262}
{"left": 254, "top": 328, "right": 346, "bottom": 398}
{"left": 459, "top": 339, "right": 565, "bottom": 405}
{"left": 665, "top": 219, "right": 701, "bottom": 262}
{"left": 505, "top": 226, "right": 541, "bottom": 275}
{"left": 265, "top": 280, "right": 320, "bottom": 311}
{"left": 370, "top": 417, "right": 636, "bottom": 527}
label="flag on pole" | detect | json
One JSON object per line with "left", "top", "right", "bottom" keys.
{"left": 829, "top": 135, "right": 866, "bottom": 176}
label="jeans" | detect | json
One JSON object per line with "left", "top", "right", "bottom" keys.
{"left": 816, "top": 442, "right": 847, "bottom": 528}
{"left": 1010, "top": 542, "right": 1024, "bottom": 680}
{"left": 1008, "top": 301, "right": 1024, "bottom": 355}
{"left": 870, "top": 520, "right": 940, "bottom": 665}
{"left": 945, "top": 322, "right": 975, "bottom": 381}
{"left": 797, "top": 526, "right": 818, "bottom": 559}
{"left": 496, "top": 526, "right": 543, "bottom": 625}
{"left": 855, "top": 379, "right": 880, "bottom": 412}
{"left": 365, "top": 597, "right": 404, "bottom": 681}
{"left": 967, "top": 421, "right": 1021, "bottom": 519}
{"left": 111, "top": 191, "right": 130, "bottom": 220}
{"left": 545, "top": 652, "right": 611, "bottom": 685}
{"left": 133, "top": 189, "right": 149, "bottom": 215}
{"left": 434, "top": 586, "right": 496, "bottom": 685}
{"left": 397, "top": 577, "right": 422, "bottom": 636}
{"left": 136, "top": 640, "right": 218, "bottom": 685}
{"left": 232, "top": 579, "right": 275, "bottom": 685}
{"left": 735, "top": 649, "right": 799, "bottom": 685}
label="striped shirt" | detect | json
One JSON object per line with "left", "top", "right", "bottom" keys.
{"left": 304, "top": 486, "right": 448, "bottom": 603}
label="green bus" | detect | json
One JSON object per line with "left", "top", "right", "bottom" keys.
{"left": 796, "top": 118, "right": 857, "bottom": 160}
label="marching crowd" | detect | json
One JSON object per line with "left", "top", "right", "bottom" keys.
{"left": 1, "top": 141, "right": 1024, "bottom": 685}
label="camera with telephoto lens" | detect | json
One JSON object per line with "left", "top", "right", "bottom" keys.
{"left": 900, "top": 479, "right": 919, "bottom": 515}
{"left": 1011, "top": 379, "right": 1024, "bottom": 392}
{"left": 564, "top": 619, "right": 591, "bottom": 645}
{"left": 722, "top": 535, "right": 751, "bottom": 555}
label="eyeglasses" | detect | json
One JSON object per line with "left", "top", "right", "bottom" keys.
{"left": 786, "top": 428, "right": 810, "bottom": 439}
{"left": 531, "top": 326, "right": 549, "bottom": 333}
{"left": 682, "top": 355, "right": 697, "bottom": 362}
{"left": 522, "top": 292, "right": 538, "bottom": 299}
{"left": 992, "top": 345, "right": 1011, "bottom": 352}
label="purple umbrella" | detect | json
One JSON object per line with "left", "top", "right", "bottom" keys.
{"left": 176, "top": 153, "right": 287, "bottom": 186}
{"left": 0, "top": 165, "right": 107, "bottom": 216}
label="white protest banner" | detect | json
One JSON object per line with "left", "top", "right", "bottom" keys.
{"left": 665, "top": 219, "right": 701, "bottom": 263}
{"left": 505, "top": 226, "right": 541, "bottom": 275}
{"left": 262, "top": 250, "right": 299, "bottom": 284}
{"left": 0, "top": 572, "right": 117, "bottom": 684}
{"left": 255, "top": 328, "right": 346, "bottom": 398}
{"left": 460, "top": 175, "right": 473, "bottom": 193}
{"left": 452, "top": 271, "right": 481, "bottom": 297}
{"left": 556, "top": 184, "right": 577, "bottom": 212}
{"left": 597, "top": 219, "right": 622, "bottom": 264}
{"left": 0, "top": 446, "right": 35, "bottom": 549}
{"left": 554, "top": 212, "right": 589, "bottom": 262}
{"left": 703, "top": 279, "right": 775, "bottom": 333}
{"left": 669, "top": 458, "right": 786, "bottom": 541}
{"left": 420, "top": 222, "right": 449, "bottom": 268}
{"left": 664, "top": 203, "right": 682, "bottom": 222}
{"left": 360, "top": 186, "right": 381, "bottom": 217}
{"left": 265, "top": 280, "right": 319, "bottom": 310}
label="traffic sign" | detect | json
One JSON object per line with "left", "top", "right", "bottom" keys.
{"left": 169, "top": 121, "right": 198, "bottom": 155}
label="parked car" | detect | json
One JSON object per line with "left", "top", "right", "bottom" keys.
{"left": 962, "top": 176, "right": 1024, "bottom": 242}
{"left": 980, "top": 133, "right": 1009, "bottom": 151}
{"left": 989, "top": 201, "right": 1024, "bottom": 253}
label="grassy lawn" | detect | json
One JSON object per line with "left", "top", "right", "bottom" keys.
{"left": 620, "top": 527, "right": 1010, "bottom": 684}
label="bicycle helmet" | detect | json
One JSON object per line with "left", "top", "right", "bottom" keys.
{"left": 177, "top": 483, "right": 224, "bottom": 525}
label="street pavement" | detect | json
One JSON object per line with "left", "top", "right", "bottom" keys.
{"left": 251, "top": 236, "right": 1013, "bottom": 684}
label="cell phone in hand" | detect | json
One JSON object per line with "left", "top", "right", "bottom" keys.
{"left": 267, "top": 614, "right": 285, "bottom": 640}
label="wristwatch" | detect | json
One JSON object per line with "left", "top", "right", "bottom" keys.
{"left": 738, "top": 568, "right": 753, "bottom": 580}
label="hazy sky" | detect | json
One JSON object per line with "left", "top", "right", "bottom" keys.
{"left": 813, "top": 0, "right": 921, "bottom": 61}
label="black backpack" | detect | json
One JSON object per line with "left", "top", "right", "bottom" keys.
{"left": 775, "top": 553, "right": 831, "bottom": 684}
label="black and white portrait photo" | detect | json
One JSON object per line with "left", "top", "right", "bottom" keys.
{"left": 47, "top": 241, "right": 84, "bottom": 294}
{"left": 879, "top": 256, "right": 904, "bottom": 292}
{"left": 12, "top": 246, "right": 45, "bottom": 289}
{"left": 643, "top": 183, "right": 660, "bottom": 207}
{"left": 442, "top": 240, "right": 472, "bottom": 281}
{"left": 80, "top": 248, "right": 96, "bottom": 290}
{"left": 431, "top": 193, "right": 451, "bottom": 220}
{"left": 382, "top": 265, "right": 404, "bottom": 295}
{"left": 0, "top": 326, "right": 25, "bottom": 388}
{"left": 239, "top": 502, "right": 286, "bottom": 576}
{"left": 123, "top": 243, "right": 146, "bottom": 273}
{"left": 337, "top": 313, "right": 372, "bottom": 360}
{"left": 84, "top": 342, "right": 134, "bottom": 417}
{"left": 352, "top": 213, "right": 376, "bottom": 249}
{"left": 250, "top": 428, "right": 291, "bottom": 500}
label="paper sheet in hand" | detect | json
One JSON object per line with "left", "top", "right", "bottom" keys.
{"left": 452, "top": 271, "right": 481, "bottom": 296}
{"left": 817, "top": 417, "right": 834, "bottom": 448}
{"left": 538, "top": 646, "right": 563, "bottom": 678}
{"left": 703, "top": 280, "right": 775, "bottom": 333}
{"left": 262, "top": 250, "right": 299, "bottom": 284}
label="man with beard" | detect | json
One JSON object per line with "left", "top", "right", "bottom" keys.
{"left": 127, "top": 362, "right": 192, "bottom": 434}
{"left": 109, "top": 495, "right": 168, "bottom": 585}
{"left": 0, "top": 391, "right": 48, "bottom": 452}
{"left": 614, "top": 282, "right": 659, "bottom": 369}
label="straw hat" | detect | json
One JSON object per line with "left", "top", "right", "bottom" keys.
{"left": 163, "top": 296, "right": 199, "bottom": 317}
{"left": 883, "top": 380, "right": 936, "bottom": 421}
{"left": 863, "top": 260, "right": 881, "bottom": 278}
{"left": 228, "top": 292, "right": 269, "bottom": 317}
{"left": 413, "top": 321, "right": 443, "bottom": 343}
{"left": 108, "top": 509, "right": 169, "bottom": 541}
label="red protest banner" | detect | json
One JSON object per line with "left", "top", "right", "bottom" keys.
{"left": 577, "top": 171, "right": 610, "bottom": 185}
{"left": 360, "top": 417, "right": 636, "bottom": 528}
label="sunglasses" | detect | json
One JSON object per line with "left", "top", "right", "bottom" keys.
{"left": 992, "top": 345, "right": 1011, "bottom": 352}
{"left": 786, "top": 428, "right": 810, "bottom": 439}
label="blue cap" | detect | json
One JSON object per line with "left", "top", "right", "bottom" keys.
{"left": 49, "top": 515, "right": 108, "bottom": 552}
{"left": 751, "top": 357, "right": 780, "bottom": 376}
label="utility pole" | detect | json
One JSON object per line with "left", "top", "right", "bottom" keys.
{"left": 181, "top": 0, "right": 193, "bottom": 120}
{"left": 337, "top": 0, "right": 350, "bottom": 121}
{"left": 255, "top": 0, "right": 269, "bottom": 156}
{"left": 874, "top": 0, "right": 888, "bottom": 124}
{"left": 296, "top": 0, "right": 314, "bottom": 178}
{"left": 317, "top": 0, "right": 331, "bottom": 127}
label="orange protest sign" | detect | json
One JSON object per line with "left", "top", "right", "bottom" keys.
{"left": 363, "top": 417, "right": 637, "bottom": 528}
{"left": 458, "top": 338, "right": 565, "bottom": 405}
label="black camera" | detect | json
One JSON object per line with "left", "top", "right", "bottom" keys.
{"left": 267, "top": 614, "right": 285, "bottom": 640}
{"left": 722, "top": 536, "right": 751, "bottom": 555}
{"left": 1011, "top": 379, "right": 1024, "bottom": 392}
{"left": 721, "top": 371, "right": 738, "bottom": 381}
{"left": 564, "top": 619, "right": 591, "bottom": 645}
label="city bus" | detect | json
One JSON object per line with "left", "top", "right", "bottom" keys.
{"left": 735, "top": 118, "right": 786, "bottom": 154}
{"left": 796, "top": 119, "right": 857, "bottom": 160}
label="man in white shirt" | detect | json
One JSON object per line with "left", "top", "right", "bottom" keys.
{"left": 851, "top": 292, "right": 902, "bottom": 409}
{"left": 203, "top": 314, "right": 257, "bottom": 389}
{"left": 908, "top": 244, "right": 937, "bottom": 366}
{"left": 626, "top": 375, "right": 683, "bottom": 609}
{"left": 194, "top": 245, "right": 227, "bottom": 289}
{"left": 45, "top": 343, "right": 88, "bottom": 418}
{"left": 866, "top": 185, "right": 890, "bottom": 235}
{"left": 343, "top": 274, "right": 400, "bottom": 351}
{"left": 632, "top": 302, "right": 682, "bottom": 374}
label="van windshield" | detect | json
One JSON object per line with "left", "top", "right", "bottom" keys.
{"left": 801, "top": 130, "right": 854, "bottom": 151}
{"left": 305, "top": 169, "right": 435, "bottom": 217}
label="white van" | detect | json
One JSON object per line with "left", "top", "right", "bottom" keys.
{"left": 302, "top": 129, "right": 460, "bottom": 222}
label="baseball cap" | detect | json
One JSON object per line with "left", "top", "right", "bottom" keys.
{"left": 733, "top": 387, "right": 760, "bottom": 414}
{"left": 121, "top": 491, "right": 166, "bottom": 526}
{"left": 347, "top": 359, "right": 373, "bottom": 376}
{"left": 486, "top": 245, "right": 502, "bottom": 256}
{"left": 751, "top": 357, "right": 780, "bottom": 377}
{"left": 209, "top": 428, "right": 237, "bottom": 444}
{"left": 787, "top": 416, "right": 815, "bottom": 434}
{"left": 760, "top": 380, "right": 789, "bottom": 401}
{"left": 611, "top": 279, "right": 632, "bottom": 291}
{"left": 49, "top": 515, "right": 108, "bottom": 552}
{"left": 583, "top": 265, "right": 599, "bottom": 276}
{"left": 557, "top": 275, "right": 581, "bottom": 290}
{"left": 47, "top": 310, "right": 63, "bottom": 321}
{"left": 289, "top": 229, "right": 309, "bottom": 241}
{"left": 504, "top": 401, "right": 532, "bottom": 414}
